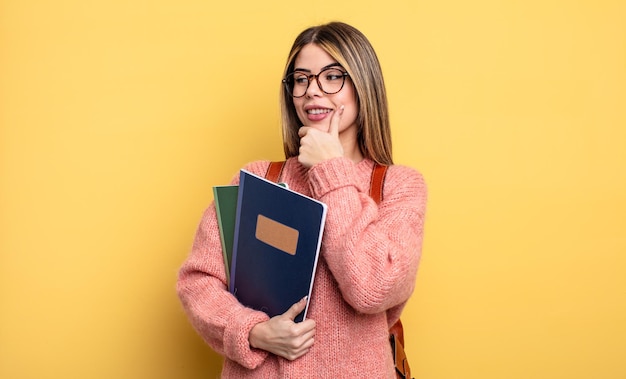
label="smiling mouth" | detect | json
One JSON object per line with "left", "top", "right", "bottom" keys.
{"left": 307, "top": 108, "right": 332, "bottom": 115}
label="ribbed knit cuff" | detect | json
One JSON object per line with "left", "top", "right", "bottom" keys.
{"left": 308, "top": 157, "right": 357, "bottom": 200}
{"left": 223, "top": 309, "right": 270, "bottom": 369}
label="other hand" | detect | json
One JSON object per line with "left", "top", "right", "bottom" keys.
{"left": 248, "top": 297, "right": 316, "bottom": 361}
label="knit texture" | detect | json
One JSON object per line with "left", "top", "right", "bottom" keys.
{"left": 177, "top": 157, "right": 427, "bottom": 378}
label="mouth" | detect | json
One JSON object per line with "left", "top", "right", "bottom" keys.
{"left": 302, "top": 104, "right": 335, "bottom": 123}
{"left": 304, "top": 104, "right": 334, "bottom": 115}
{"left": 306, "top": 107, "right": 333, "bottom": 115}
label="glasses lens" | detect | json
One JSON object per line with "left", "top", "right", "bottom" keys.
{"left": 283, "top": 68, "right": 347, "bottom": 98}
{"left": 284, "top": 72, "right": 309, "bottom": 97}
{"left": 318, "top": 68, "right": 346, "bottom": 95}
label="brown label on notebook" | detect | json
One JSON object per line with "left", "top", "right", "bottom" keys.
{"left": 255, "top": 214, "right": 299, "bottom": 255}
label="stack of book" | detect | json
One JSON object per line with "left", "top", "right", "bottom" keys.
{"left": 213, "top": 170, "right": 327, "bottom": 323}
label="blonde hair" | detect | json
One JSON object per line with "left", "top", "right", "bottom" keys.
{"left": 280, "top": 22, "right": 393, "bottom": 165}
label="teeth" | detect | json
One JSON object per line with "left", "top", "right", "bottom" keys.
{"left": 307, "top": 108, "right": 331, "bottom": 115}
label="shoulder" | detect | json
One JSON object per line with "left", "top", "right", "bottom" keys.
{"left": 385, "top": 164, "right": 426, "bottom": 187}
{"left": 229, "top": 160, "right": 273, "bottom": 184}
{"left": 231, "top": 158, "right": 299, "bottom": 184}
{"left": 382, "top": 164, "right": 427, "bottom": 202}
{"left": 241, "top": 160, "right": 274, "bottom": 175}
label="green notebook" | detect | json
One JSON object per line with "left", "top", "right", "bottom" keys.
{"left": 214, "top": 182, "right": 287, "bottom": 284}
{"left": 213, "top": 185, "right": 239, "bottom": 284}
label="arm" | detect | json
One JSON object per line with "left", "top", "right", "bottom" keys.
{"left": 308, "top": 158, "right": 427, "bottom": 314}
{"left": 177, "top": 161, "right": 317, "bottom": 366}
{"left": 177, "top": 203, "right": 270, "bottom": 369}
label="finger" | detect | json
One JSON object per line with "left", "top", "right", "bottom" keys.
{"left": 286, "top": 331, "right": 316, "bottom": 360}
{"left": 328, "top": 104, "right": 344, "bottom": 137}
{"left": 298, "top": 126, "right": 309, "bottom": 138}
{"left": 298, "top": 323, "right": 316, "bottom": 339}
{"left": 284, "top": 296, "right": 308, "bottom": 321}
{"left": 285, "top": 345, "right": 312, "bottom": 361}
{"left": 289, "top": 323, "right": 316, "bottom": 349}
{"left": 293, "top": 318, "right": 316, "bottom": 335}
{"left": 292, "top": 337, "right": 315, "bottom": 358}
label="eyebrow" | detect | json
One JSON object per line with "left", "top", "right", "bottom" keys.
{"left": 293, "top": 63, "right": 343, "bottom": 73}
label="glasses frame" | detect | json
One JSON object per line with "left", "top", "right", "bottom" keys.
{"left": 282, "top": 67, "right": 350, "bottom": 98}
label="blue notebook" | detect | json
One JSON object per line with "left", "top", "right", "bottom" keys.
{"left": 214, "top": 182, "right": 288, "bottom": 285}
{"left": 229, "top": 169, "right": 327, "bottom": 323}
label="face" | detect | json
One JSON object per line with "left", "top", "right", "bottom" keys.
{"left": 292, "top": 44, "right": 358, "bottom": 136}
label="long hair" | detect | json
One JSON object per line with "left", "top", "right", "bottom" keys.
{"left": 280, "top": 22, "right": 393, "bottom": 165}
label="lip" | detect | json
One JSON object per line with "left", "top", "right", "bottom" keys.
{"left": 303, "top": 105, "right": 334, "bottom": 122}
{"left": 304, "top": 104, "right": 334, "bottom": 112}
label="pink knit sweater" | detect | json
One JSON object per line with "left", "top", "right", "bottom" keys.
{"left": 177, "top": 157, "right": 427, "bottom": 378}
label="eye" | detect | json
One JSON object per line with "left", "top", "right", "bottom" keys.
{"left": 293, "top": 73, "right": 309, "bottom": 85}
{"left": 324, "top": 69, "right": 345, "bottom": 81}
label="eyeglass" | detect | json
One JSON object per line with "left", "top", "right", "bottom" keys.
{"left": 282, "top": 66, "right": 349, "bottom": 98}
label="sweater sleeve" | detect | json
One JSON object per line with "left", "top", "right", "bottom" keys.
{"left": 307, "top": 157, "right": 427, "bottom": 314}
{"left": 176, "top": 161, "right": 272, "bottom": 369}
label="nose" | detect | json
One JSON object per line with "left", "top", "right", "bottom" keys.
{"left": 305, "top": 76, "right": 323, "bottom": 98}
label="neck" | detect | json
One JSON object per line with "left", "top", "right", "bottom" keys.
{"left": 339, "top": 129, "right": 364, "bottom": 163}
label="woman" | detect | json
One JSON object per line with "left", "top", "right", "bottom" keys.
{"left": 177, "top": 21, "right": 427, "bottom": 378}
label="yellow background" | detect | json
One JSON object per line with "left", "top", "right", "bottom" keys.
{"left": 1, "top": 1, "right": 625, "bottom": 378}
